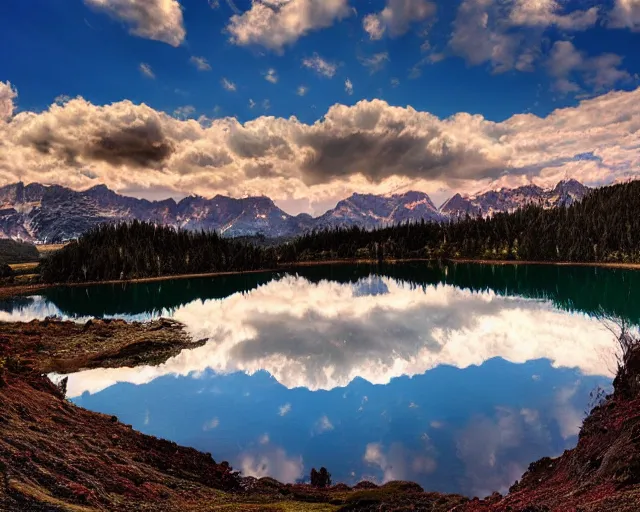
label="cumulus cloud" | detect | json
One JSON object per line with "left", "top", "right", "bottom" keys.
{"left": 2, "top": 83, "right": 640, "bottom": 209}
{"left": 240, "top": 447, "right": 303, "bottom": 482}
{"left": 83, "top": 0, "right": 185, "bottom": 46}
{"left": 58, "top": 276, "right": 618, "bottom": 397}
{"left": 264, "top": 68, "right": 278, "bottom": 84}
{"left": 302, "top": 54, "right": 337, "bottom": 77}
{"left": 364, "top": 442, "right": 436, "bottom": 483}
{"left": 553, "top": 384, "right": 582, "bottom": 439}
{"left": 221, "top": 78, "right": 237, "bottom": 91}
{"left": 456, "top": 407, "right": 541, "bottom": 496}
{"left": 227, "top": 0, "right": 351, "bottom": 51}
{"left": 0, "top": 81, "right": 17, "bottom": 121}
{"left": 139, "top": 63, "right": 155, "bottom": 79}
{"left": 190, "top": 56, "right": 211, "bottom": 71}
{"left": 363, "top": 13, "right": 385, "bottom": 40}
{"left": 509, "top": 0, "right": 599, "bottom": 30}
{"left": 609, "top": 0, "right": 640, "bottom": 31}
{"left": 548, "top": 41, "right": 631, "bottom": 93}
{"left": 345, "top": 78, "right": 353, "bottom": 95}
{"left": 450, "top": 0, "right": 599, "bottom": 74}
{"left": 363, "top": 0, "right": 436, "bottom": 40}
{"left": 297, "top": 85, "right": 308, "bottom": 96}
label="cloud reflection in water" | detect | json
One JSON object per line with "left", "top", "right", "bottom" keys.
{"left": 62, "top": 275, "right": 616, "bottom": 397}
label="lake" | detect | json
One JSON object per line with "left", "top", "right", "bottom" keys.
{"left": 2, "top": 262, "right": 637, "bottom": 498}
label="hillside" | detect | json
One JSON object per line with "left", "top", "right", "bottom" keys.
{"left": 0, "top": 239, "right": 40, "bottom": 264}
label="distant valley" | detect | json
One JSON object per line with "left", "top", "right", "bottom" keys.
{"left": 0, "top": 180, "right": 589, "bottom": 243}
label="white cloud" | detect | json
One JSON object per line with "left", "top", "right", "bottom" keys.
{"left": 553, "top": 384, "right": 582, "bottom": 439}
{"left": 548, "top": 41, "right": 631, "bottom": 94}
{"left": 450, "top": 0, "right": 599, "bottom": 74}
{"left": 54, "top": 95, "right": 72, "bottom": 105}
{"left": 2, "top": 83, "right": 640, "bottom": 211}
{"left": 363, "top": 13, "right": 385, "bottom": 40}
{"left": 279, "top": 403, "right": 292, "bottom": 416}
{"left": 317, "top": 415, "right": 334, "bottom": 432}
{"left": 173, "top": 105, "right": 196, "bottom": 119}
{"left": 509, "top": 0, "right": 599, "bottom": 30}
{"left": 59, "top": 276, "right": 619, "bottom": 397}
{"left": 259, "top": 433, "right": 270, "bottom": 444}
{"left": 364, "top": 442, "right": 436, "bottom": 483}
{"left": 0, "top": 81, "right": 17, "bottom": 121}
{"left": 139, "top": 63, "right": 155, "bottom": 79}
{"left": 360, "top": 52, "right": 389, "bottom": 74}
{"left": 203, "top": 417, "right": 219, "bottom": 431}
{"left": 345, "top": 78, "right": 353, "bottom": 95}
{"left": 609, "top": 0, "right": 640, "bottom": 31}
{"left": 264, "top": 68, "right": 278, "bottom": 84}
{"left": 262, "top": 99, "right": 271, "bottom": 111}
{"left": 221, "top": 78, "right": 237, "bottom": 91}
{"left": 363, "top": 0, "right": 436, "bottom": 40}
{"left": 190, "top": 56, "right": 212, "bottom": 71}
{"left": 297, "top": 85, "right": 308, "bottom": 96}
{"left": 83, "top": 0, "right": 185, "bottom": 46}
{"left": 208, "top": 0, "right": 220, "bottom": 8}
{"left": 249, "top": 98, "right": 256, "bottom": 109}
{"left": 390, "top": 78, "right": 400, "bottom": 88}
{"left": 240, "top": 447, "right": 303, "bottom": 482}
{"left": 456, "top": 407, "right": 537, "bottom": 496}
{"left": 227, "top": 0, "right": 351, "bottom": 51}
{"left": 302, "top": 53, "right": 337, "bottom": 78}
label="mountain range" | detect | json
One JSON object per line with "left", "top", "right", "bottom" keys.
{"left": 0, "top": 180, "right": 589, "bottom": 243}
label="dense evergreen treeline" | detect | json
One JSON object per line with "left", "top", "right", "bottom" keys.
{"left": 279, "top": 181, "right": 640, "bottom": 264}
{"left": 39, "top": 221, "right": 278, "bottom": 283}
{"left": 40, "top": 181, "right": 640, "bottom": 283}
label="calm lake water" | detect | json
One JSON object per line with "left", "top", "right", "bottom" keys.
{"left": 4, "top": 262, "right": 637, "bottom": 497}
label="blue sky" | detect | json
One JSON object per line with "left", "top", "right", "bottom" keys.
{"left": 0, "top": 0, "right": 639, "bottom": 213}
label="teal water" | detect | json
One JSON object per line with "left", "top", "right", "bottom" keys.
{"left": 3, "top": 262, "right": 634, "bottom": 497}
{"left": 3, "top": 262, "right": 637, "bottom": 322}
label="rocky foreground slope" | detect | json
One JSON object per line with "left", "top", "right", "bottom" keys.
{"left": 1, "top": 318, "right": 639, "bottom": 511}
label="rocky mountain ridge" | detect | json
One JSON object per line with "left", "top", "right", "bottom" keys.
{"left": 0, "top": 180, "right": 589, "bottom": 242}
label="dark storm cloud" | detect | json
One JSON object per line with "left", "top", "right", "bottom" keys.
{"left": 88, "top": 125, "right": 174, "bottom": 167}
{"left": 24, "top": 122, "right": 174, "bottom": 168}
{"left": 297, "top": 130, "right": 505, "bottom": 185}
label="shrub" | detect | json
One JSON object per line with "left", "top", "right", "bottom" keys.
{"left": 310, "top": 467, "right": 332, "bottom": 488}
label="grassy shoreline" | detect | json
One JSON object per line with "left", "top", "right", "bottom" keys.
{"left": 2, "top": 257, "right": 640, "bottom": 299}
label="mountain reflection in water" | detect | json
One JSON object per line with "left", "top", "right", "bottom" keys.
{"left": 61, "top": 275, "right": 616, "bottom": 395}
